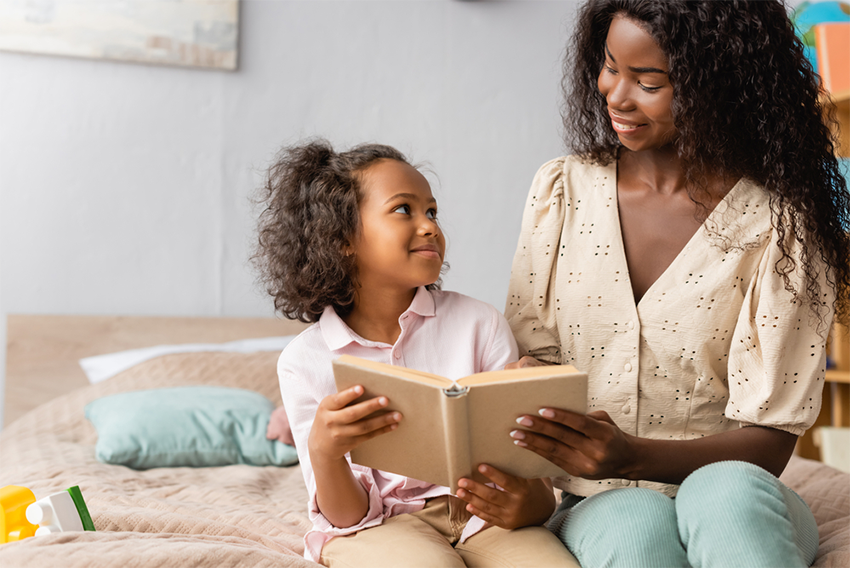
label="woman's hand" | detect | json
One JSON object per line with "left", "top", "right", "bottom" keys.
{"left": 455, "top": 465, "right": 555, "bottom": 530}
{"left": 308, "top": 385, "right": 402, "bottom": 463}
{"left": 504, "top": 356, "right": 553, "bottom": 370}
{"left": 512, "top": 409, "right": 638, "bottom": 480}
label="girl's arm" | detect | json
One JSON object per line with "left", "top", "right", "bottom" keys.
{"left": 513, "top": 408, "right": 796, "bottom": 484}
{"left": 309, "top": 386, "right": 402, "bottom": 528}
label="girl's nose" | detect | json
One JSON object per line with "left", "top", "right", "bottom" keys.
{"left": 418, "top": 216, "right": 439, "bottom": 236}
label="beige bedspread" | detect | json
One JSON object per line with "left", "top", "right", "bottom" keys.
{"left": 1, "top": 351, "right": 848, "bottom": 567}
{"left": 0, "top": 352, "right": 318, "bottom": 567}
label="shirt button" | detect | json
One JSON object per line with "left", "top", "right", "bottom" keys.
{"left": 393, "top": 352, "right": 401, "bottom": 360}
{"left": 628, "top": 320, "right": 635, "bottom": 330}
{"left": 622, "top": 403, "right": 631, "bottom": 414}
{"left": 401, "top": 314, "right": 408, "bottom": 320}
{"left": 624, "top": 362, "right": 632, "bottom": 372}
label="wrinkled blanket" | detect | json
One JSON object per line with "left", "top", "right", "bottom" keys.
{"left": 0, "top": 352, "right": 318, "bottom": 568}
{"left": 0, "top": 352, "right": 847, "bottom": 567}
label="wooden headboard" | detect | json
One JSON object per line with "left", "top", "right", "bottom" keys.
{"left": 3, "top": 314, "right": 309, "bottom": 427}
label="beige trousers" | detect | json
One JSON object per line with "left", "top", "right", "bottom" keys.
{"left": 319, "top": 496, "right": 580, "bottom": 568}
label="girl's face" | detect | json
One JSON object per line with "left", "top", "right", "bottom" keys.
{"left": 597, "top": 14, "right": 676, "bottom": 152}
{"left": 350, "top": 159, "right": 446, "bottom": 293}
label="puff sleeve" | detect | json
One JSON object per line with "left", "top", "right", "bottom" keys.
{"left": 725, "top": 227, "right": 835, "bottom": 436}
{"left": 505, "top": 158, "right": 568, "bottom": 364}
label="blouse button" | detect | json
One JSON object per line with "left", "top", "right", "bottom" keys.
{"left": 628, "top": 320, "right": 635, "bottom": 330}
{"left": 622, "top": 403, "right": 631, "bottom": 414}
{"left": 624, "top": 362, "right": 632, "bottom": 372}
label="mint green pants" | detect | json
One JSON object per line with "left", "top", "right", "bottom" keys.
{"left": 548, "top": 461, "right": 819, "bottom": 568}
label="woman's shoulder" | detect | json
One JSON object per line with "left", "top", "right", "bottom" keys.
{"left": 529, "top": 155, "right": 610, "bottom": 197}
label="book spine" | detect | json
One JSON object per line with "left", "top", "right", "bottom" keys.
{"left": 441, "top": 390, "right": 472, "bottom": 492}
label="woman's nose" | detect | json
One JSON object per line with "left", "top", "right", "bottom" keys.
{"left": 600, "top": 74, "right": 632, "bottom": 111}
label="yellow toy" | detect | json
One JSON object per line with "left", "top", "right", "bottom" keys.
{"left": 0, "top": 485, "right": 38, "bottom": 543}
{"left": 1, "top": 485, "right": 95, "bottom": 544}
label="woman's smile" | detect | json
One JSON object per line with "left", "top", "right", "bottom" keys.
{"left": 609, "top": 112, "right": 647, "bottom": 134}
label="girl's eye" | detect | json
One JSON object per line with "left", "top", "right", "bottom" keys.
{"left": 426, "top": 209, "right": 438, "bottom": 220}
{"left": 393, "top": 204, "right": 411, "bottom": 215}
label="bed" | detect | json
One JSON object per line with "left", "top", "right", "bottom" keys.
{"left": 0, "top": 315, "right": 848, "bottom": 567}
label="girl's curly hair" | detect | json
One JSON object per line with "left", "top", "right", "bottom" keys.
{"left": 254, "top": 140, "right": 442, "bottom": 323}
{"left": 564, "top": 0, "right": 850, "bottom": 325}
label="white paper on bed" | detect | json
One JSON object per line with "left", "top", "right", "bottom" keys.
{"left": 79, "top": 336, "right": 296, "bottom": 384}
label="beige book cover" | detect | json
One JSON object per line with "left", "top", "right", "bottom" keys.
{"left": 332, "top": 355, "right": 587, "bottom": 491}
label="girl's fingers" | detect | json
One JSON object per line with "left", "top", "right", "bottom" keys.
{"left": 456, "top": 473, "right": 508, "bottom": 506}
{"left": 472, "top": 464, "right": 519, "bottom": 492}
{"left": 456, "top": 483, "right": 505, "bottom": 521}
{"left": 327, "top": 385, "right": 367, "bottom": 410}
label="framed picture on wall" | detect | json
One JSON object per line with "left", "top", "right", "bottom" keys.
{"left": 0, "top": 0, "right": 239, "bottom": 71}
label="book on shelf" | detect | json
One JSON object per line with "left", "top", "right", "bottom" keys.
{"left": 332, "top": 355, "right": 587, "bottom": 491}
{"left": 815, "top": 22, "right": 849, "bottom": 97}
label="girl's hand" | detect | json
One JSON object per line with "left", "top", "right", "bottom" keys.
{"left": 266, "top": 405, "right": 296, "bottom": 446}
{"left": 455, "top": 465, "right": 555, "bottom": 530}
{"left": 308, "top": 385, "right": 402, "bottom": 463}
{"left": 512, "top": 409, "right": 637, "bottom": 480}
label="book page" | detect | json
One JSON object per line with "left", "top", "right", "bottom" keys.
{"left": 456, "top": 364, "right": 581, "bottom": 387}
{"left": 335, "top": 355, "right": 454, "bottom": 388}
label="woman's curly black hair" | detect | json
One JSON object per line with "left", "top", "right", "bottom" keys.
{"left": 254, "top": 139, "right": 442, "bottom": 323}
{"left": 564, "top": 0, "right": 850, "bottom": 325}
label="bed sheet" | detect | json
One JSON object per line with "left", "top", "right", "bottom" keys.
{"left": 1, "top": 350, "right": 847, "bottom": 567}
{"left": 0, "top": 351, "right": 319, "bottom": 568}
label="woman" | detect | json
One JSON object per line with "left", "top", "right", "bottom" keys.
{"left": 455, "top": 1, "right": 849, "bottom": 566}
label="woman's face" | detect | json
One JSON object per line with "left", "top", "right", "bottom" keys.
{"left": 597, "top": 14, "right": 676, "bottom": 152}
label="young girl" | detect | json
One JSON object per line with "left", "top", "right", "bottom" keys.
{"left": 254, "top": 140, "right": 578, "bottom": 568}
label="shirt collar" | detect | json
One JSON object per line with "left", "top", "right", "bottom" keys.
{"left": 319, "top": 287, "right": 436, "bottom": 351}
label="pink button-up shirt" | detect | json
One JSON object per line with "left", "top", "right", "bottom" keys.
{"left": 278, "top": 287, "right": 519, "bottom": 562}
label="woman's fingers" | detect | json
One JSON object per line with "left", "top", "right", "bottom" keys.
{"left": 513, "top": 409, "right": 631, "bottom": 479}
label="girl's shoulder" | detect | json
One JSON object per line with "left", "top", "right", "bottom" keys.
{"left": 428, "top": 289, "right": 505, "bottom": 324}
{"left": 277, "top": 321, "right": 324, "bottom": 370}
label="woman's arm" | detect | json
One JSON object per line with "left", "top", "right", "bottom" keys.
{"left": 513, "top": 408, "right": 797, "bottom": 484}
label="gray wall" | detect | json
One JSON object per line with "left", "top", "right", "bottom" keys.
{"left": 0, "top": 1, "right": 580, "bottom": 427}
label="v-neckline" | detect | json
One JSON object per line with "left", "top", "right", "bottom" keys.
{"left": 609, "top": 160, "right": 745, "bottom": 309}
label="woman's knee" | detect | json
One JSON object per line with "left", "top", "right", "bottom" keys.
{"left": 676, "top": 460, "right": 818, "bottom": 567}
{"left": 554, "top": 488, "right": 687, "bottom": 568}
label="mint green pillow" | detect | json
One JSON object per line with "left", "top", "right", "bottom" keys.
{"left": 85, "top": 386, "right": 298, "bottom": 469}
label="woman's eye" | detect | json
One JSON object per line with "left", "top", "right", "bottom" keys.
{"left": 604, "top": 63, "right": 617, "bottom": 75}
{"left": 393, "top": 204, "right": 411, "bottom": 215}
{"left": 638, "top": 83, "right": 662, "bottom": 92}
{"left": 426, "top": 209, "right": 438, "bottom": 220}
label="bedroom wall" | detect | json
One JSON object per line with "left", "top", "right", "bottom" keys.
{"left": 0, "top": 0, "right": 580, "bottom": 428}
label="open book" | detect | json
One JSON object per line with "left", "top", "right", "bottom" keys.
{"left": 332, "top": 355, "right": 587, "bottom": 491}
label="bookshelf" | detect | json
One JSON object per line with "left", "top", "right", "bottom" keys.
{"left": 796, "top": 89, "right": 850, "bottom": 462}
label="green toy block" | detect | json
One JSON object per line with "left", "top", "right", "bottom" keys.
{"left": 65, "top": 486, "right": 95, "bottom": 531}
